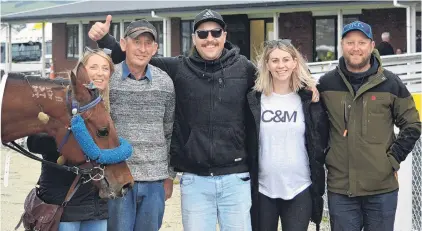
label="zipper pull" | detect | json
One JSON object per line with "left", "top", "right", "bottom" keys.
{"left": 343, "top": 102, "right": 348, "bottom": 137}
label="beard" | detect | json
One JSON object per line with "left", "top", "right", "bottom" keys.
{"left": 344, "top": 54, "right": 371, "bottom": 70}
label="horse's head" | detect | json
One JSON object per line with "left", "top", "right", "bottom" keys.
{"left": 58, "top": 63, "right": 134, "bottom": 198}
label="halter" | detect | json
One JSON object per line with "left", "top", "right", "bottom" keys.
{"left": 3, "top": 77, "right": 133, "bottom": 183}
{"left": 56, "top": 88, "right": 103, "bottom": 153}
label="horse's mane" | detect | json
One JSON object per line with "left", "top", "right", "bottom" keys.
{"left": 7, "top": 72, "right": 70, "bottom": 87}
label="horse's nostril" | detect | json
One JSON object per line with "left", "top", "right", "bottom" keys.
{"left": 121, "top": 183, "right": 132, "bottom": 196}
{"left": 123, "top": 183, "right": 132, "bottom": 189}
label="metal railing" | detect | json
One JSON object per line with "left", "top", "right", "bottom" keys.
{"left": 308, "top": 52, "right": 422, "bottom": 93}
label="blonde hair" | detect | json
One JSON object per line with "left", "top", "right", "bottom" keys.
{"left": 254, "top": 40, "right": 316, "bottom": 96}
{"left": 80, "top": 49, "right": 114, "bottom": 113}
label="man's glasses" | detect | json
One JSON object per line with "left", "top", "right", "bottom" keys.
{"left": 195, "top": 28, "right": 223, "bottom": 39}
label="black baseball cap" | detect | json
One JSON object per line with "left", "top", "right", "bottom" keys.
{"left": 193, "top": 9, "right": 226, "bottom": 31}
{"left": 124, "top": 19, "right": 157, "bottom": 41}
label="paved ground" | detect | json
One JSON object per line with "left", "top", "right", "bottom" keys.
{"left": 0, "top": 147, "right": 328, "bottom": 231}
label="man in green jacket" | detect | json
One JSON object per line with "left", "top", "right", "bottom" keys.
{"left": 318, "top": 21, "right": 421, "bottom": 231}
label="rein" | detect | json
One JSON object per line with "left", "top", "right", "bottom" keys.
{"left": 3, "top": 141, "right": 96, "bottom": 176}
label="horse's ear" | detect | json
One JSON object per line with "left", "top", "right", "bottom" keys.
{"left": 70, "top": 62, "right": 91, "bottom": 102}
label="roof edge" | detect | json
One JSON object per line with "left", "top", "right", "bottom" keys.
{"left": 3, "top": 0, "right": 88, "bottom": 18}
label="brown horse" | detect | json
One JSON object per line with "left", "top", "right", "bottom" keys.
{"left": 1, "top": 63, "right": 134, "bottom": 199}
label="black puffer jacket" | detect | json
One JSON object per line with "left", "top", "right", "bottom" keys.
{"left": 246, "top": 89, "right": 329, "bottom": 231}
{"left": 98, "top": 35, "right": 256, "bottom": 176}
{"left": 27, "top": 134, "right": 108, "bottom": 222}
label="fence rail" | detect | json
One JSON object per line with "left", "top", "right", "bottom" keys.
{"left": 308, "top": 52, "right": 422, "bottom": 93}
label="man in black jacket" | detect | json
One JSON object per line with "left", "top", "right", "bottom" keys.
{"left": 376, "top": 32, "right": 395, "bottom": 56}
{"left": 89, "top": 9, "right": 256, "bottom": 231}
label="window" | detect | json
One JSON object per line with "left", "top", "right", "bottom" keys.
{"left": 110, "top": 23, "right": 121, "bottom": 41}
{"left": 266, "top": 22, "right": 274, "bottom": 41}
{"left": 314, "top": 17, "right": 336, "bottom": 62}
{"left": 12, "top": 42, "right": 42, "bottom": 62}
{"left": 1, "top": 43, "right": 5, "bottom": 63}
{"left": 313, "top": 15, "right": 362, "bottom": 62}
{"left": 82, "top": 24, "right": 90, "bottom": 49}
{"left": 181, "top": 20, "right": 194, "bottom": 56}
{"left": 66, "top": 24, "right": 92, "bottom": 58}
{"left": 66, "top": 25, "right": 78, "bottom": 58}
{"left": 151, "top": 21, "right": 163, "bottom": 56}
{"left": 45, "top": 41, "right": 52, "bottom": 55}
{"left": 343, "top": 15, "right": 360, "bottom": 25}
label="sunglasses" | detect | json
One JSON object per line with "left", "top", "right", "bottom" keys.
{"left": 84, "top": 47, "right": 112, "bottom": 56}
{"left": 264, "top": 39, "right": 292, "bottom": 47}
{"left": 195, "top": 28, "right": 223, "bottom": 39}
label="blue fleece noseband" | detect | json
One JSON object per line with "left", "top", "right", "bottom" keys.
{"left": 70, "top": 114, "right": 132, "bottom": 164}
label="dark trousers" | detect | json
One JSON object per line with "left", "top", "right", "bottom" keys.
{"left": 328, "top": 190, "right": 398, "bottom": 231}
{"left": 258, "top": 186, "right": 312, "bottom": 231}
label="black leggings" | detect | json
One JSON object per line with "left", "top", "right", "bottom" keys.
{"left": 258, "top": 186, "right": 312, "bottom": 231}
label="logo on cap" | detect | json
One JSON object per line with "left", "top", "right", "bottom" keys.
{"left": 202, "top": 10, "right": 215, "bottom": 19}
{"left": 342, "top": 21, "right": 373, "bottom": 40}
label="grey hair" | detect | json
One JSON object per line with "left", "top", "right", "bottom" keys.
{"left": 381, "top": 32, "right": 390, "bottom": 41}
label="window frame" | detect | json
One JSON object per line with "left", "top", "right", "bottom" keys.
{"left": 313, "top": 15, "right": 338, "bottom": 62}
{"left": 180, "top": 20, "right": 194, "bottom": 56}
{"left": 312, "top": 14, "right": 362, "bottom": 62}
{"left": 66, "top": 24, "right": 79, "bottom": 59}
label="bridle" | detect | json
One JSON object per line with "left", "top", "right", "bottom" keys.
{"left": 2, "top": 77, "right": 107, "bottom": 184}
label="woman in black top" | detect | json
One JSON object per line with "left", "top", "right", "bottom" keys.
{"left": 27, "top": 49, "right": 114, "bottom": 231}
{"left": 246, "top": 40, "right": 329, "bottom": 231}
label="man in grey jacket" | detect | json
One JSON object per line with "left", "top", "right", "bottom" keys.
{"left": 105, "top": 19, "right": 175, "bottom": 231}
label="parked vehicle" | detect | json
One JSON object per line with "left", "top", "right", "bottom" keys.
{"left": 1, "top": 23, "right": 52, "bottom": 77}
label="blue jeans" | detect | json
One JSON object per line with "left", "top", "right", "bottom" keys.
{"left": 59, "top": 219, "right": 107, "bottom": 231}
{"left": 181, "top": 172, "right": 252, "bottom": 231}
{"left": 328, "top": 190, "right": 398, "bottom": 231}
{"left": 107, "top": 181, "right": 165, "bottom": 231}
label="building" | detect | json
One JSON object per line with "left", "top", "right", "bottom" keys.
{"left": 1, "top": 1, "right": 421, "bottom": 230}
{"left": 1, "top": 0, "right": 420, "bottom": 74}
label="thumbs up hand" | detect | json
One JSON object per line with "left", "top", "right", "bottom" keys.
{"left": 88, "top": 15, "right": 112, "bottom": 41}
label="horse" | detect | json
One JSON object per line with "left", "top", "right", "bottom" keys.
{"left": 0, "top": 63, "right": 134, "bottom": 199}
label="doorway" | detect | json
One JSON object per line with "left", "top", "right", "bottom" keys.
{"left": 250, "top": 19, "right": 274, "bottom": 63}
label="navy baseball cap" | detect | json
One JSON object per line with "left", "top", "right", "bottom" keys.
{"left": 342, "top": 21, "right": 373, "bottom": 40}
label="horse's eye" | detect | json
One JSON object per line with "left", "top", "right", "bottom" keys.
{"left": 96, "top": 127, "right": 109, "bottom": 137}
